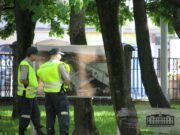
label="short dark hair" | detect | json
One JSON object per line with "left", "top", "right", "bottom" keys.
{"left": 26, "top": 47, "right": 38, "bottom": 57}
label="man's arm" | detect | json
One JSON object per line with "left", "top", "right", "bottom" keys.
{"left": 59, "top": 64, "right": 71, "bottom": 85}
{"left": 20, "top": 65, "right": 29, "bottom": 88}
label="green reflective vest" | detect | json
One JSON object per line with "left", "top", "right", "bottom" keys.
{"left": 37, "top": 61, "right": 70, "bottom": 93}
{"left": 17, "top": 60, "right": 38, "bottom": 98}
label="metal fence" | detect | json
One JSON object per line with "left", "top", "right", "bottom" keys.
{"left": 0, "top": 53, "right": 13, "bottom": 97}
{"left": 1, "top": 53, "right": 180, "bottom": 101}
{"left": 168, "top": 58, "right": 180, "bottom": 100}
{"left": 131, "top": 57, "right": 180, "bottom": 101}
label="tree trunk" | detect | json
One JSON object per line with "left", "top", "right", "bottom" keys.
{"left": 124, "top": 45, "right": 134, "bottom": 93}
{"left": 11, "top": 41, "right": 20, "bottom": 119}
{"left": 171, "top": 0, "right": 180, "bottom": 6}
{"left": 172, "top": 4, "right": 180, "bottom": 38}
{"left": 70, "top": 6, "right": 87, "bottom": 45}
{"left": 70, "top": 6, "right": 99, "bottom": 135}
{"left": 0, "top": 0, "right": 4, "bottom": 14}
{"left": 73, "top": 98, "right": 99, "bottom": 135}
{"left": 15, "top": 0, "right": 36, "bottom": 61}
{"left": 133, "top": 0, "right": 170, "bottom": 108}
{"left": 95, "top": 0, "right": 139, "bottom": 134}
{"left": 12, "top": 0, "right": 36, "bottom": 119}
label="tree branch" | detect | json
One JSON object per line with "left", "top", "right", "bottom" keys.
{"left": 2, "top": 6, "right": 14, "bottom": 11}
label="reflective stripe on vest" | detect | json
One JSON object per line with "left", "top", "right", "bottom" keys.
{"left": 17, "top": 60, "right": 38, "bottom": 98}
{"left": 18, "top": 84, "right": 37, "bottom": 91}
{"left": 43, "top": 82, "right": 62, "bottom": 89}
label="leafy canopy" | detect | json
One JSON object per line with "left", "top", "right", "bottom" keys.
{"left": 0, "top": 0, "right": 133, "bottom": 39}
{"left": 147, "top": 0, "right": 176, "bottom": 34}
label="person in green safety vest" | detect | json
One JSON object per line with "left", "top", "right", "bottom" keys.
{"left": 37, "top": 48, "right": 71, "bottom": 135}
{"left": 17, "top": 47, "right": 45, "bottom": 135}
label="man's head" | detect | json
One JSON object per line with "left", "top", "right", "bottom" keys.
{"left": 49, "top": 48, "right": 64, "bottom": 60}
{"left": 26, "top": 47, "right": 38, "bottom": 61}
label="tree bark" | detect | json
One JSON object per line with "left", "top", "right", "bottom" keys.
{"left": 72, "top": 98, "right": 99, "bottom": 135}
{"left": 15, "top": 0, "right": 36, "bottom": 61}
{"left": 95, "top": 0, "right": 139, "bottom": 134}
{"left": 11, "top": 41, "right": 20, "bottom": 119}
{"left": 171, "top": 0, "right": 180, "bottom": 6}
{"left": 70, "top": 6, "right": 87, "bottom": 45}
{"left": 172, "top": 4, "right": 180, "bottom": 38}
{"left": 70, "top": 6, "right": 99, "bottom": 135}
{"left": 124, "top": 45, "right": 134, "bottom": 93}
{"left": 12, "top": 0, "right": 36, "bottom": 119}
{"left": 133, "top": 0, "right": 170, "bottom": 108}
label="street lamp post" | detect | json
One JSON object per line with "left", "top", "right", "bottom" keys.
{"left": 160, "top": 18, "right": 169, "bottom": 101}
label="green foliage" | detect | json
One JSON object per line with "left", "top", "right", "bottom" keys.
{"left": 0, "top": 20, "right": 15, "bottom": 40}
{"left": 69, "top": 0, "right": 91, "bottom": 13}
{"left": 18, "top": 0, "right": 45, "bottom": 22}
{"left": 69, "top": 0, "right": 83, "bottom": 13}
{"left": 0, "top": 0, "right": 45, "bottom": 39}
{"left": 18, "top": 0, "right": 32, "bottom": 10}
{"left": 147, "top": 0, "right": 175, "bottom": 34}
{"left": 39, "top": 0, "right": 69, "bottom": 37}
{"left": 0, "top": 0, "right": 134, "bottom": 39}
{"left": 49, "top": 20, "right": 64, "bottom": 37}
{"left": 31, "top": 3, "right": 45, "bottom": 22}
{"left": 39, "top": 0, "right": 93, "bottom": 37}
{"left": 86, "top": 0, "right": 133, "bottom": 31}
{"left": 0, "top": 1, "right": 15, "bottom": 39}
{"left": 85, "top": 1, "right": 100, "bottom": 31}
{"left": 119, "top": 0, "right": 133, "bottom": 25}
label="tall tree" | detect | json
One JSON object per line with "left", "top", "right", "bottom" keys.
{"left": 69, "top": 5, "right": 86, "bottom": 44}
{"left": 133, "top": 0, "right": 170, "bottom": 108}
{"left": 69, "top": 1, "right": 99, "bottom": 135}
{"left": 95, "top": 0, "right": 139, "bottom": 134}
{"left": 12, "top": 0, "right": 37, "bottom": 118}
{"left": 0, "top": 0, "right": 5, "bottom": 16}
{"left": 147, "top": 0, "right": 180, "bottom": 37}
{"left": 170, "top": 0, "right": 180, "bottom": 37}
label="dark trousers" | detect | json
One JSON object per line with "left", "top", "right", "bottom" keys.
{"left": 45, "top": 93, "right": 69, "bottom": 135}
{"left": 18, "top": 96, "right": 42, "bottom": 135}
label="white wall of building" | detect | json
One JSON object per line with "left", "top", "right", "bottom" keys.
{"left": 170, "top": 39, "right": 180, "bottom": 58}
{"left": 0, "top": 28, "right": 104, "bottom": 46}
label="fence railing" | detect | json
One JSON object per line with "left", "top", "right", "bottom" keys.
{"left": 0, "top": 53, "right": 13, "bottom": 97}
{"left": 1, "top": 53, "right": 180, "bottom": 101}
{"left": 131, "top": 57, "right": 180, "bottom": 101}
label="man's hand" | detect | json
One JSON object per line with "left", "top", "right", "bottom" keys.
{"left": 20, "top": 80, "right": 29, "bottom": 88}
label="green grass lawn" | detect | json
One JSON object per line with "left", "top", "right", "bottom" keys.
{"left": 0, "top": 103, "right": 180, "bottom": 135}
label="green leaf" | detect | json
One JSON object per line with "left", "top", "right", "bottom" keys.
{"left": 147, "top": 0, "right": 175, "bottom": 33}
{"left": 31, "top": 4, "right": 44, "bottom": 22}
{"left": 18, "top": 0, "right": 32, "bottom": 10}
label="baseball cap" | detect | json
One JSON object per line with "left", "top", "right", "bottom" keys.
{"left": 49, "top": 48, "right": 64, "bottom": 55}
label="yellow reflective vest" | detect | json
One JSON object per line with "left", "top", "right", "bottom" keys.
{"left": 37, "top": 61, "right": 70, "bottom": 93}
{"left": 17, "top": 60, "right": 38, "bottom": 98}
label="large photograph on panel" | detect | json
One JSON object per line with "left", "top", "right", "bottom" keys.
{"left": 37, "top": 45, "right": 110, "bottom": 97}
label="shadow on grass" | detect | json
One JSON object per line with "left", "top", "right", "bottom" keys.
{"left": 1, "top": 104, "right": 180, "bottom": 135}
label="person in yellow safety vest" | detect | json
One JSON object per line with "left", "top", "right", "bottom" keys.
{"left": 37, "top": 48, "right": 71, "bottom": 135}
{"left": 17, "top": 47, "right": 45, "bottom": 135}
